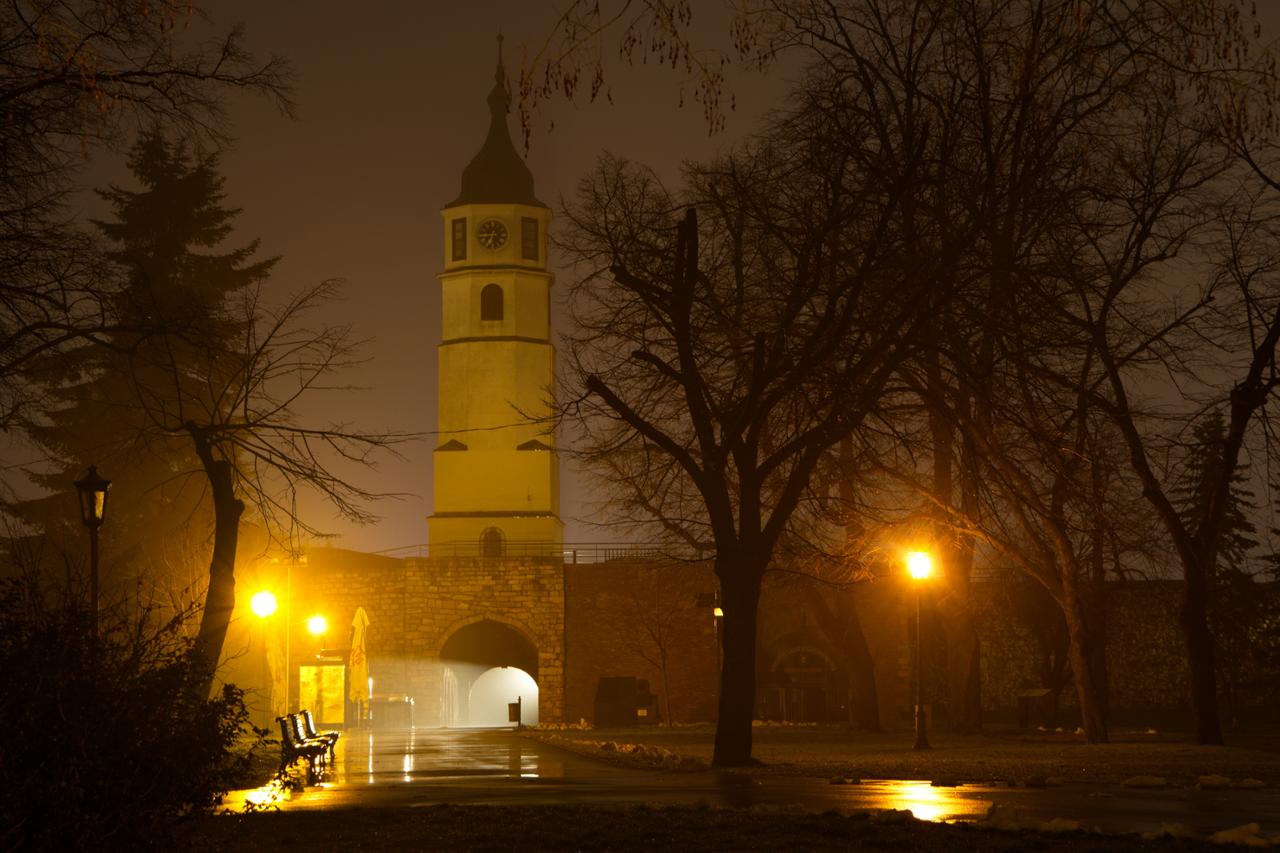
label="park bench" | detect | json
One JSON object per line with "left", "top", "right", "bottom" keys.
{"left": 287, "top": 712, "right": 334, "bottom": 765}
{"left": 300, "top": 709, "right": 340, "bottom": 760}
{"left": 276, "top": 713, "right": 328, "bottom": 784}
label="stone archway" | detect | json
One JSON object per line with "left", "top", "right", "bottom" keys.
{"left": 439, "top": 618, "right": 539, "bottom": 726}
{"left": 761, "top": 644, "right": 843, "bottom": 723}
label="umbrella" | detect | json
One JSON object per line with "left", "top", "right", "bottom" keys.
{"left": 349, "top": 606, "right": 371, "bottom": 713}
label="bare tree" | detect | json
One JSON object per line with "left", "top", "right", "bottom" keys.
{"left": 539, "top": 0, "right": 1279, "bottom": 746}
{"left": 1070, "top": 177, "right": 1280, "bottom": 745}
{"left": 559, "top": 65, "right": 941, "bottom": 762}
{"left": 616, "top": 566, "right": 689, "bottom": 726}
{"left": 128, "top": 279, "right": 407, "bottom": 691}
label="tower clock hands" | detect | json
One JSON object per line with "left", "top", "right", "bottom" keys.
{"left": 478, "top": 219, "right": 508, "bottom": 249}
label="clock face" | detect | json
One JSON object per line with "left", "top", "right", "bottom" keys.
{"left": 477, "top": 219, "right": 508, "bottom": 250}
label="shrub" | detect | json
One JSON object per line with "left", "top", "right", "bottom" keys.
{"left": 0, "top": 576, "right": 265, "bottom": 849}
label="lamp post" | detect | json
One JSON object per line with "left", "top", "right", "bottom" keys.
{"left": 251, "top": 589, "right": 280, "bottom": 724}
{"left": 74, "top": 465, "right": 111, "bottom": 638}
{"left": 906, "top": 550, "right": 932, "bottom": 751}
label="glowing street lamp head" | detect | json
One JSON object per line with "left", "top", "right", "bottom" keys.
{"left": 307, "top": 614, "right": 328, "bottom": 636}
{"left": 712, "top": 607, "right": 724, "bottom": 619}
{"left": 250, "top": 590, "right": 278, "bottom": 618}
{"left": 907, "top": 551, "right": 933, "bottom": 580}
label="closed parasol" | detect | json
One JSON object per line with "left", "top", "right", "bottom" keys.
{"left": 349, "top": 606, "right": 371, "bottom": 713}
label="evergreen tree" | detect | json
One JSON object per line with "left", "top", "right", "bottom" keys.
{"left": 1173, "top": 409, "right": 1262, "bottom": 729}
{"left": 11, "top": 131, "right": 275, "bottom": 603}
{"left": 1173, "top": 410, "right": 1258, "bottom": 572}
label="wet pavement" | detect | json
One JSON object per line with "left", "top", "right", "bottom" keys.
{"left": 228, "top": 727, "right": 1280, "bottom": 837}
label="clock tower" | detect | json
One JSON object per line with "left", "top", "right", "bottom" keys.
{"left": 429, "top": 41, "right": 562, "bottom": 555}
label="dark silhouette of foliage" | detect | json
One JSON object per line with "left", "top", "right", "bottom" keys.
{"left": 0, "top": 0, "right": 293, "bottom": 433}
{"left": 539, "top": 0, "right": 1280, "bottom": 747}
{"left": 559, "top": 59, "right": 942, "bottom": 762}
{"left": 0, "top": 574, "right": 265, "bottom": 850}
{"left": 14, "top": 131, "right": 406, "bottom": 699}
{"left": 11, "top": 131, "right": 273, "bottom": 603}
{"left": 1173, "top": 410, "right": 1258, "bottom": 571}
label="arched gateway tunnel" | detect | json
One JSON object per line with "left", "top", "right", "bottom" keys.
{"left": 440, "top": 619, "right": 540, "bottom": 727}
{"left": 279, "top": 551, "right": 568, "bottom": 728}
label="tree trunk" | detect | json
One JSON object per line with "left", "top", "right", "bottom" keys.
{"left": 1059, "top": 575, "right": 1109, "bottom": 743}
{"left": 942, "top": 507, "right": 983, "bottom": 734}
{"left": 1031, "top": 601, "right": 1069, "bottom": 729}
{"left": 189, "top": 426, "right": 244, "bottom": 698}
{"left": 844, "top": 593, "right": 882, "bottom": 731}
{"left": 942, "top": 390, "right": 985, "bottom": 733}
{"left": 944, "top": 608, "right": 983, "bottom": 734}
{"left": 659, "top": 646, "right": 674, "bottom": 727}
{"left": 834, "top": 437, "right": 881, "bottom": 731}
{"left": 1085, "top": 547, "right": 1111, "bottom": 723}
{"left": 713, "top": 565, "right": 763, "bottom": 767}
{"left": 1181, "top": 562, "right": 1224, "bottom": 745}
{"left": 1087, "top": 459, "right": 1111, "bottom": 720}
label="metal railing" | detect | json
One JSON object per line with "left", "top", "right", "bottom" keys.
{"left": 372, "top": 541, "right": 692, "bottom": 564}
{"left": 367, "top": 544, "right": 1029, "bottom": 579}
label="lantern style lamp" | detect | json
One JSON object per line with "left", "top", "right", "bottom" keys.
{"left": 74, "top": 465, "right": 111, "bottom": 637}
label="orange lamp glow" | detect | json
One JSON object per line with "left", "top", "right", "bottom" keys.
{"left": 250, "top": 590, "right": 278, "bottom": 618}
{"left": 907, "top": 551, "right": 933, "bottom": 580}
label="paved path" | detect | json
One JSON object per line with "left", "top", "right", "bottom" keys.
{"left": 229, "top": 728, "right": 1280, "bottom": 836}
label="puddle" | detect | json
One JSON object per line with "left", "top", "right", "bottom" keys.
{"left": 852, "top": 779, "right": 994, "bottom": 822}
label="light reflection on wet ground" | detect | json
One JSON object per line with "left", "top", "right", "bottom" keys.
{"left": 225, "top": 728, "right": 1280, "bottom": 836}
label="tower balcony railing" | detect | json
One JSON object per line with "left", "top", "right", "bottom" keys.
{"left": 374, "top": 541, "right": 697, "bottom": 564}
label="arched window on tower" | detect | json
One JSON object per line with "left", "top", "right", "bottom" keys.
{"left": 480, "top": 284, "right": 504, "bottom": 321}
{"left": 479, "top": 526, "right": 506, "bottom": 558}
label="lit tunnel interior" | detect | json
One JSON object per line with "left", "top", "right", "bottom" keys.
{"left": 440, "top": 619, "right": 539, "bottom": 727}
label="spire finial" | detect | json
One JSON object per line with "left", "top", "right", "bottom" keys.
{"left": 489, "top": 30, "right": 509, "bottom": 115}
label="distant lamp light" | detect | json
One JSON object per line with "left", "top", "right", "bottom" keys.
{"left": 712, "top": 607, "right": 724, "bottom": 619}
{"left": 307, "top": 614, "right": 328, "bottom": 636}
{"left": 250, "top": 590, "right": 278, "bottom": 618}
{"left": 74, "top": 464, "right": 111, "bottom": 529}
{"left": 907, "top": 551, "right": 933, "bottom": 580}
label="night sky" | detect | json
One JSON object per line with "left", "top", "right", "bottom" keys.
{"left": 67, "top": 2, "right": 1280, "bottom": 553}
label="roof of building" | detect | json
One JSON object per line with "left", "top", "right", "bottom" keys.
{"left": 447, "top": 37, "right": 545, "bottom": 208}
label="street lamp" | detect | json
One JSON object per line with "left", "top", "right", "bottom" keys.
{"left": 250, "top": 590, "right": 278, "bottom": 618}
{"left": 74, "top": 465, "right": 111, "bottom": 638}
{"left": 307, "top": 614, "right": 328, "bottom": 653}
{"left": 250, "top": 590, "right": 280, "bottom": 725}
{"left": 906, "top": 550, "right": 932, "bottom": 750}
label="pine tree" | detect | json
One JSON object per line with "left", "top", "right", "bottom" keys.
{"left": 1173, "top": 409, "right": 1261, "bottom": 729}
{"left": 11, "top": 131, "right": 275, "bottom": 602}
{"left": 1173, "top": 410, "right": 1258, "bottom": 572}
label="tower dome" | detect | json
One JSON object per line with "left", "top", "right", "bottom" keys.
{"left": 448, "top": 37, "right": 544, "bottom": 208}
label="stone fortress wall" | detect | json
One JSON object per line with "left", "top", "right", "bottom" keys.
{"left": 275, "top": 547, "right": 1233, "bottom": 730}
